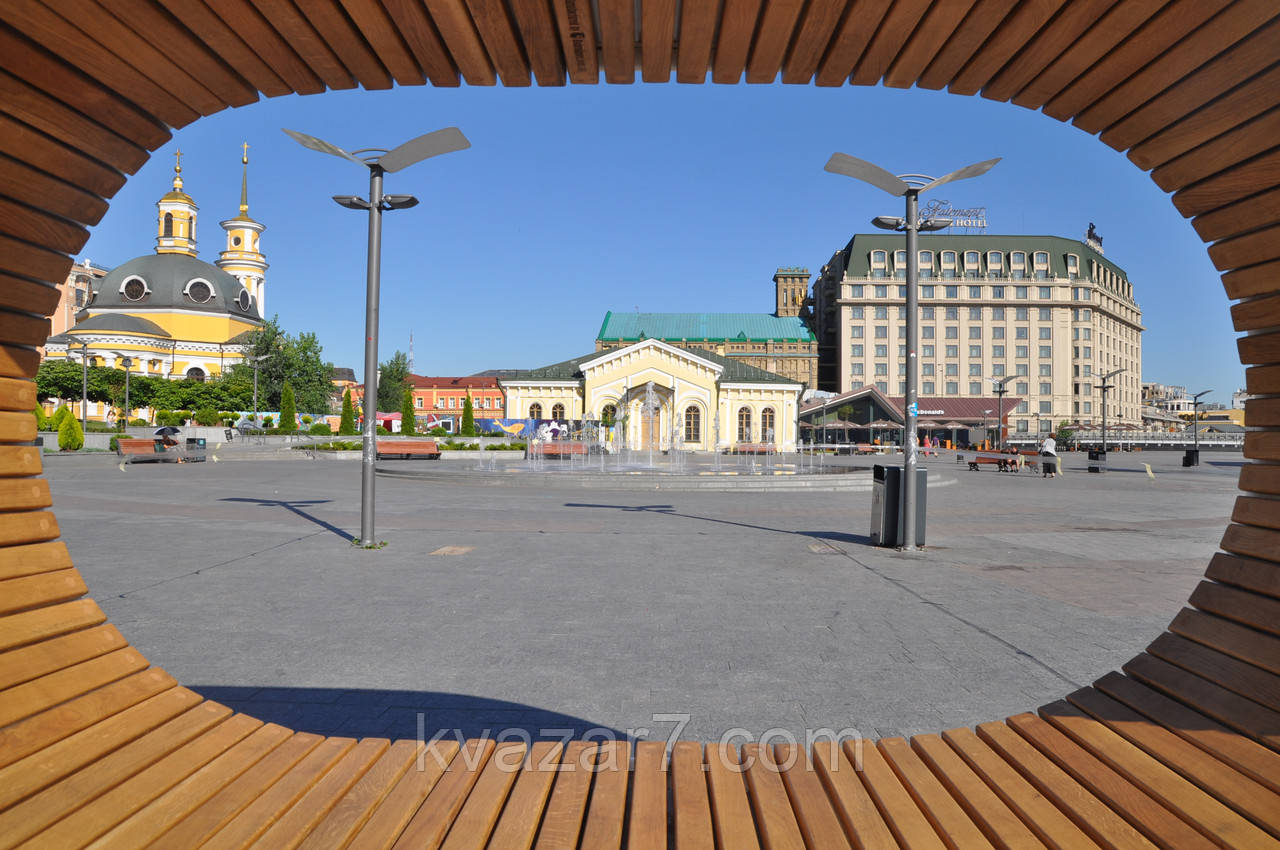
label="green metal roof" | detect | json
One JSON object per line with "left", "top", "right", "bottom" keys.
{"left": 840, "top": 233, "right": 1130, "bottom": 284}
{"left": 597, "top": 311, "right": 815, "bottom": 343}
{"left": 503, "top": 342, "right": 798, "bottom": 385}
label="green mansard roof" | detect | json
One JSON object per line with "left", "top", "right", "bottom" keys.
{"left": 597, "top": 311, "right": 815, "bottom": 343}
{"left": 841, "top": 233, "right": 1130, "bottom": 284}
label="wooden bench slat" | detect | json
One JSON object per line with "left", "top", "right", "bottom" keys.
{"left": 296, "top": 739, "right": 421, "bottom": 850}
{"left": 0, "top": 668, "right": 176, "bottom": 771}
{"left": 0, "top": 446, "right": 42, "bottom": 478}
{"left": 577, "top": 739, "right": 628, "bottom": 849}
{"left": 0, "top": 623, "right": 125, "bottom": 691}
{"left": 1007, "top": 712, "right": 1218, "bottom": 849}
{"left": 345, "top": 739, "right": 458, "bottom": 850}
{"left": 1189, "top": 581, "right": 1280, "bottom": 638}
{"left": 0, "top": 646, "right": 148, "bottom": 728}
{"left": 253, "top": 736, "right": 391, "bottom": 850}
{"left": 532, "top": 740, "right": 595, "bottom": 849}
{"left": 975, "top": 721, "right": 1156, "bottom": 850}
{"left": 89, "top": 721, "right": 293, "bottom": 849}
{"left": 1094, "top": 672, "right": 1280, "bottom": 797}
{"left": 941, "top": 726, "right": 1098, "bottom": 849}
{"left": 0, "top": 479, "right": 50, "bottom": 513}
{"left": 159, "top": 731, "right": 325, "bottom": 849}
{"left": 1205, "top": 552, "right": 1280, "bottom": 599}
{"left": 1233, "top": 495, "right": 1280, "bottom": 531}
{"left": 1067, "top": 685, "right": 1280, "bottom": 838}
{"left": 1124, "top": 653, "right": 1280, "bottom": 751}
{"left": 0, "top": 701, "right": 227, "bottom": 848}
{"left": 487, "top": 741, "right": 565, "bottom": 850}
{"left": 438, "top": 740, "right": 524, "bottom": 850}
{"left": 705, "top": 743, "right": 762, "bottom": 850}
{"left": 199, "top": 735, "right": 357, "bottom": 850}
{"left": 0, "top": 568, "right": 85, "bottom": 617}
{"left": 908, "top": 733, "right": 1045, "bottom": 849}
{"left": 1169, "top": 608, "right": 1280, "bottom": 676}
{"left": 0, "top": 541, "right": 71, "bottom": 582}
{"left": 626, "top": 741, "right": 668, "bottom": 850}
{"left": 389, "top": 738, "right": 493, "bottom": 850}
{"left": 1147, "top": 633, "right": 1280, "bottom": 713}
{"left": 877, "top": 736, "right": 994, "bottom": 849}
{"left": 774, "top": 743, "right": 854, "bottom": 850}
{"left": 851, "top": 739, "right": 947, "bottom": 850}
{"left": 741, "top": 742, "right": 808, "bottom": 850}
{"left": 1222, "top": 523, "right": 1280, "bottom": 562}
{"left": 0, "top": 511, "right": 62, "bottom": 549}
{"left": 25, "top": 712, "right": 263, "bottom": 848}
{"left": 0, "top": 598, "right": 104, "bottom": 654}
{"left": 809, "top": 740, "right": 895, "bottom": 850}
{"left": 1037, "top": 700, "right": 1278, "bottom": 847}
{"left": 671, "top": 741, "right": 715, "bottom": 849}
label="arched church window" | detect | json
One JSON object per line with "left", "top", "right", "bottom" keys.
{"left": 236, "top": 289, "right": 252, "bottom": 311}
{"left": 684, "top": 406, "right": 700, "bottom": 442}
{"left": 187, "top": 367, "right": 206, "bottom": 382}
{"left": 122, "top": 277, "right": 147, "bottom": 301}
{"left": 551, "top": 403, "right": 565, "bottom": 420}
{"left": 529, "top": 403, "right": 542, "bottom": 420}
{"left": 163, "top": 213, "right": 173, "bottom": 237}
{"left": 737, "top": 407, "right": 752, "bottom": 443}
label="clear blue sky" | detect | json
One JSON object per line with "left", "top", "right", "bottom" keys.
{"left": 80, "top": 83, "right": 1243, "bottom": 405}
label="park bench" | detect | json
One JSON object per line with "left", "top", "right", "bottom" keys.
{"left": 964, "top": 450, "right": 1040, "bottom": 472}
{"left": 375, "top": 439, "right": 440, "bottom": 459}
{"left": 1, "top": 2, "right": 1278, "bottom": 848}
{"left": 536, "top": 441, "right": 588, "bottom": 458}
{"left": 730, "top": 443, "right": 775, "bottom": 454}
{"left": 115, "top": 437, "right": 179, "bottom": 463}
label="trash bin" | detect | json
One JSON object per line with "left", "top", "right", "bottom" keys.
{"left": 1182, "top": 448, "right": 1199, "bottom": 467}
{"left": 185, "top": 437, "right": 207, "bottom": 462}
{"left": 870, "top": 464, "right": 927, "bottom": 547}
{"left": 1087, "top": 449, "right": 1106, "bottom": 473}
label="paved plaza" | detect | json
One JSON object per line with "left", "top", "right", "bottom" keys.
{"left": 45, "top": 447, "right": 1240, "bottom": 744}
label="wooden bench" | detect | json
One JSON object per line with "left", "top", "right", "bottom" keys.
{"left": 116, "top": 438, "right": 179, "bottom": 463}
{"left": 375, "top": 440, "right": 440, "bottom": 459}
{"left": 730, "top": 443, "right": 775, "bottom": 454}
{"left": 965, "top": 451, "right": 1041, "bottom": 472}
{"left": 1, "top": 2, "right": 1278, "bottom": 848}
{"left": 535, "top": 441, "right": 588, "bottom": 458}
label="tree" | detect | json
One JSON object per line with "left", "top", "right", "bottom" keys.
{"left": 1054, "top": 420, "right": 1076, "bottom": 448}
{"left": 224, "top": 316, "right": 334, "bottom": 414}
{"left": 58, "top": 413, "right": 83, "bottom": 451}
{"left": 33, "top": 406, "right": 48, "bottom": 431}
{"left": 279, "top": 382, "right": 297, "bottom": 432}
{"left": 400, "top": 387, "right": 417, "bottom": 436}
{"left": 376, "top": 350, "right": 411, "bottom": 413}
{"left": 460, "top": 392, "right": 475, "bottom": 436}
{"left": 338, "top": 389, "right": 357, "bottom": 435}
{"left": 50, "top": 405, "right": 72, "bottom": 431}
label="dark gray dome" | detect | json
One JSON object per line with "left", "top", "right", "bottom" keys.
{"left": 66, "top": 313, "right": 171, "bottom": 337}
{"left": 91, "top": 253, "right": 259, "bottom": 320}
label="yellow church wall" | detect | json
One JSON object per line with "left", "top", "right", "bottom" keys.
{"left": 502, "top": 383, "right": 581, "bottom": 420}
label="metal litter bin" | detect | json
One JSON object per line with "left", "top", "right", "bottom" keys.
{"left": 870, "top": 464, "right": 927, "bottom": 547}
{"left": 1183, "top": 448, "right": 1199, "bottom": 467}
{"left": 1088, "top": 449, "right": 1106, "bottom": 473}
{"left": 185, "top": 437, "right": 207, "bottom": 462}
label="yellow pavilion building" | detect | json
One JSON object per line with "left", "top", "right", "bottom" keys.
{"left": 44, "top": 148, "right": 267, "bottom": 382}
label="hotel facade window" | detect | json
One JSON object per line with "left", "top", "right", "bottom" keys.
{"left": 812, "top": 233, "right": 1142, "bottom": 430}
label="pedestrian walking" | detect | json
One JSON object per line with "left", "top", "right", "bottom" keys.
{"left": 1040, "top": 433, "right": 1058, "bottom": 478}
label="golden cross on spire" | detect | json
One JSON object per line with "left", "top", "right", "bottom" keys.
{"left": 242, "top": 141, "right": 249, "bottom": 165}
{"left": 172, "top": 149, "right": 184, "bottom": 190}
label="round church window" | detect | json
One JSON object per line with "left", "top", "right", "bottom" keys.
{"left": 232, "top": 236, "right": 242, "bottom": 247}
{"left": 123, "top": 278, "right": 146, "bottom": 301}
{"left": 237, "top": 289, "right": 252, "bottom": 311}
{"left": 187, "top": 281, "right": 212, "bottom": 303}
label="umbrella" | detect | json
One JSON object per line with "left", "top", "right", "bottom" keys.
{"left": 915, "top": 419, "right": 942, "bottom": 429}
{"left": 154, "top": 426, "right": 180, "bottom": 436}
{"left": 941, "top": 421, "right": 968, "bottom": 430}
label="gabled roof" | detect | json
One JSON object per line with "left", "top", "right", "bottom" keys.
{"left": 407, "top": 375, "right": 500, "bottom": 389}
{"left": 502, "top": 340, "right": 797, "bottom": 385}
{"left": 597, "top": 311, "right": 815, "bottom": 343}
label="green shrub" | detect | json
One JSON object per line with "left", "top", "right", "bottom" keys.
{"left": 174, "top": 410, "right": 192, "bottom": 425}
{"left": 219, "top": 412, "right": 237, "bottom": 427}
{"left": 85, "top": 420, "right": 118, "bottom": 433}
{"left": 130, "top": 418, "right": 149, "bottom": 427}
{"left": 263, "top": 416, "right": 274, "bottom": 428}
{"left": 301, "top": 414, "right": 313, "bottom": 425}
{"left": 441, "top": 440, "right": 480, "bottom": 450}
{"left": 58, "top": 413, "right": 84, "bottom": 451}
{"left": 33, "top": 406, "right": 48, "bottom": 431}
{"left": 279, "top": 383, "right": 297, "bottom": 433}
{"left": 338, "top": 390, "right": 357, "bottom": 436}
{"left": 485, "top": 442, "right": 526, "bottom": 451}
{"left": 50, "top": 405, "right": 71, "bottom": 431}
{"left": 376, "top": 425, "right": 390, "bottom": 436}
{"left": 460, "top": 393, "right": 475, "bottom": 436}
{"left": 297, "top": 440, "right": 361, "bottom": 451}
{"left": 109, "top": 435, "right": 119, "bottom": 452}
{"left": 400, "top": 391, "right": 417, "bottom": 437}
{"left": 428, "top": 426, "right": 449, "bottom": 437}
{"left": 193, "top": 407, "right": 221, "bottom": 426}
{"left": 308, "top": 422, "right": 332, "bottom": 435}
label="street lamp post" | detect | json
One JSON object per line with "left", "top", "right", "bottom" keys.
{"left": 285, "top": 127, "right": 469, "bottom": 547}
{"left": 825, "top": 153, "right": 1000, "bottom": 550}
{"left": 75, "top": 342, "right": 90, "bottom": 429}
{"left": 1191, "top": 389, "right": 1211, "bottom": 464}
{"left": 120, "top": 357, "right": 132, "bottom": 429}
{"left": 1096, "top": 368, "right": 1125, "bottom": 453}
{"left": 244, "top": 353, "right": 269, "bottom": 424}
{"left": 986, "top": 376, "right": 1014, "bottom": 449}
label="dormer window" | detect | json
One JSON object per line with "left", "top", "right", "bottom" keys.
{"left": 1033, "top": 251, "right": 1049, "bottom": 279}
{"left": 987, "top": 251, "right": 1003, "bottom": 278}
{"left": 941, "top": 250, "right": 956, "bottom": 279}
{"left": 893, "top": 250, "right": 907, "bottom": 280}
{"left": 236, "top": 289, "right": 253, "bottom": 311}
{"left": 184, "top": 279, "right": 214, "bottom": 304}
{"left": 870, "top": 249, "right": 887, "bottom": 279}
{"left": 121, "top": 275, "right": 149, "bottom": 301}
{"left": 1066, "top": 254, "right": 1080, "bottom": 279}
{"left": 1011, "top": 251, "right": 1027, "bottom": 279}
{"left": 918, "top": 250, "right": 934, "bottom": 279}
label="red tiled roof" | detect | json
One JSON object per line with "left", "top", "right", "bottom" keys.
{"left": 406, "top": 375, "right": 501, "bottom": 389}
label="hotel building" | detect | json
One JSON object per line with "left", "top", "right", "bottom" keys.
{"left": 811, "top": 231, "right": 1143, "bottom": 436}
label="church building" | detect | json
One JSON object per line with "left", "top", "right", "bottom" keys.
{"left": 44, "top": 147, "right": 267, "bottom": 382}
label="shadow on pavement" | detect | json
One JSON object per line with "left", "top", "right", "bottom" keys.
{"left": 192, "top": 685, "right": 626, "bottom": 741}
{"left": 563, "top": 502, "right": 871, "bottom": 546}
{"left": 220, "top": 497, "right": 352, "bottom": 541}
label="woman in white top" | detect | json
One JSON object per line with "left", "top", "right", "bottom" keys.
{"left": 1040, "top": 434, "right": 1058, "bottom": 478}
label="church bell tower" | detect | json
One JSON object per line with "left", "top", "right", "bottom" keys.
{"left": 156, "top": 150, "right": 198, "bottom": 256}
{"left": 216, "top": 143, "right": 269, "bottom": 317}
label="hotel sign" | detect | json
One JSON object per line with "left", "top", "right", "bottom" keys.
{"left": 922, "top": 199, "right": 988, "bottom": 230}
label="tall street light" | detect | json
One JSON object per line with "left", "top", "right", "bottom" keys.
{"left": 244, "top": 353, "right": 270, "bottom": 424}
{"left": 982, "top": 408, "right": 993, "bottom": 448}
{"left": 285, "top": 127, "right": 470, "bottom": 547}
{"left": 120, "top": 356, "right": 132, "bottom": 430}
{"left": 825, "top": 153, "right": 1000, "bottom": 551}
{"left": 986, "top": 375, "right": 1014, "bottom": 449}
{"left": 1191, "top": 389, "right": 1211, "bottom": 464}
{"left": 1096, "top": 367, "right": 1125, "bottom": 453}
{"left": 74, "top": 341, "right": 91, "bottom": 429}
